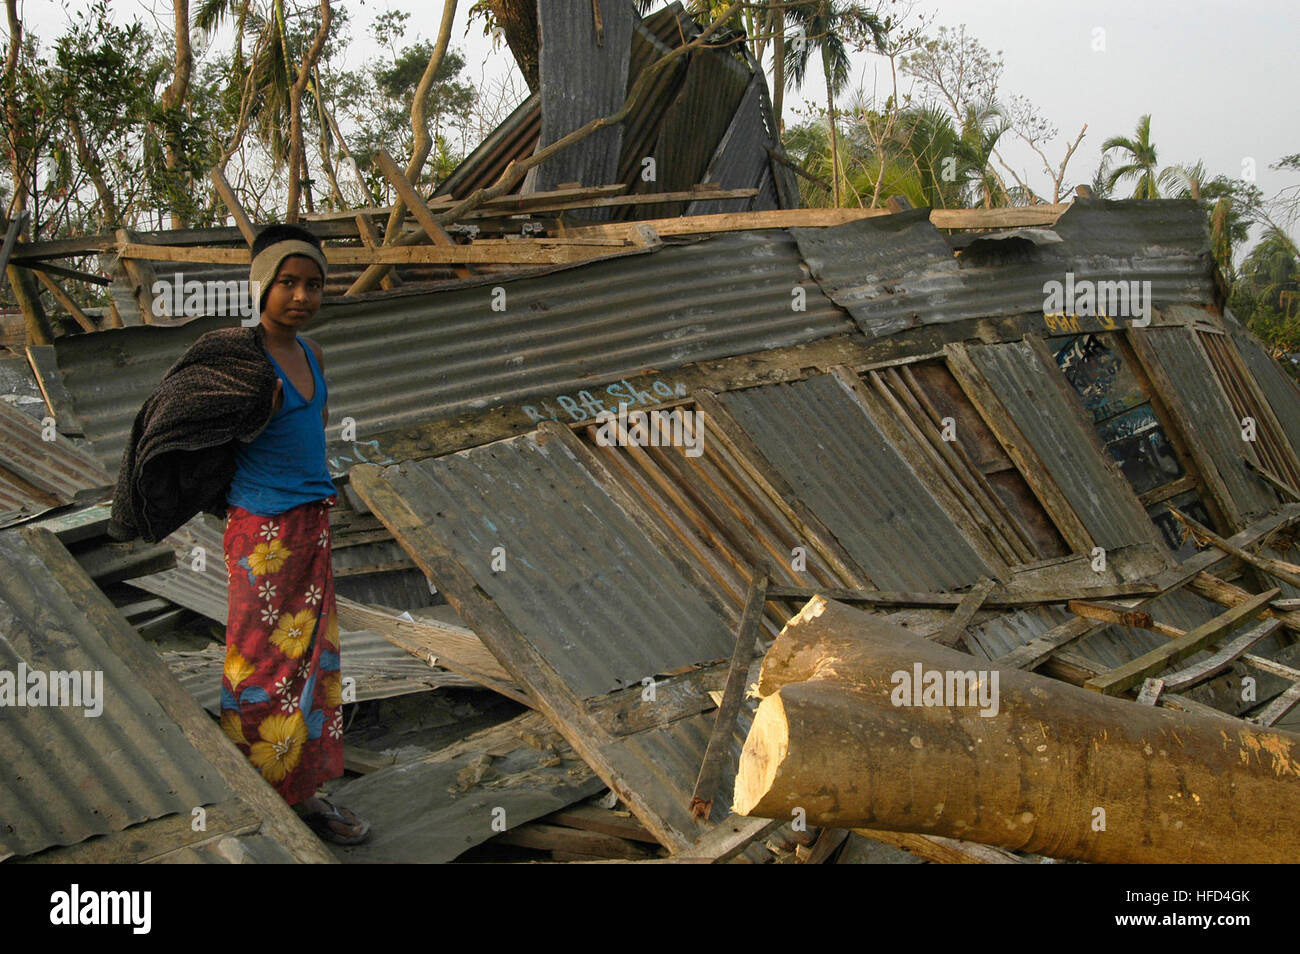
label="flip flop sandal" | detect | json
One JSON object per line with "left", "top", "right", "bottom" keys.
{"left": 300, "top": 799, "right": 371, "bottom": 845}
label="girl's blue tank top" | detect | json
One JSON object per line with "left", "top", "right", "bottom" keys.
{"left": 227, "top": 338, "right": 335, "bottom": 516}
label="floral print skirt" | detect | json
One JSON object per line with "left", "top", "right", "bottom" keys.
{"left": 220, "top": 495, "right": 343, "bottom": 805}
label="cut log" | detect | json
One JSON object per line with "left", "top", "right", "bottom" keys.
{"left": 733, "top": 596, "right": 1300, "bottom": 864}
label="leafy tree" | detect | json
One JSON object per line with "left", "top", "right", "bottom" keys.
{"left": 785, "top": 1, "right": 887, "bottom": 207}
{"left": 1101, "top": 114, "right": 1180, "bottom": 199}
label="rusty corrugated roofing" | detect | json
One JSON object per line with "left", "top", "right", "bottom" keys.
{"left": 0, "top": 399, "right": 111, "bottom": 529}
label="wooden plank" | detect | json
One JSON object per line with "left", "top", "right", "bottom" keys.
{"left": 494, "top": 822, "right": 656, "bottom": 860}
{"left": 1167, "top": 506, "right": 1300, "bottom": 590}
{"left": 690, "top": 565, "right": 767, "bottom": 821}
{"left": 342, "top": 746, "right": 396, "bottom": 775}
{"left": 19, "top": 526, "right": 337, "bottom": 864}
{"left": 932, "top": 577, "right": 995, "bottom": 649}
{"left": 209, "top": 167, "right": 258, "bottom": 245}
{"left": 1252, "top": 681, "right": 1300, "bottom": 727}
{"left": 1160, "top": 618, "right": 1282, "bottom": 692}
{"left": 944, "top": 343, "right": 1096, "bottom": 554}
{"left": 0, "top": 211, "right": 26, "bottom": 275}
{"left": 333, "top": 595, "right": 526, "bottom": 704}
{"left": 354, "top": 213, "right": 399, "bottom": 291}
{"left": 15, "top": 799, "right": 261, "bottom": 864}
{"left": 543, "top": 805, "right": 660, "bottom": 845}
{"left": 765, "top": 583, "right": 1156, "bottom": 607}
{"left": 1246, "top": 458, "right": 1300, "bottom": 502}
{"left": 1240, "top": 654, "right": 1300, "bottom": 681}
{"left": 1084, "top": 587, "right": 1279, "bottom": 695}
{"left": 566, "top": 205, "right": 1067, "bottom": 241}
{"left": 995, "top": 616, "right": 1101, "bottom": 672}
{"left": 684, "top": 816, "right": 783, "bottom": 863}
{"left": 115, "top": 240, "right": 638, "bottom": 267}
{"left": 1135, "top": 678, "right": 1164, "bottom": 705}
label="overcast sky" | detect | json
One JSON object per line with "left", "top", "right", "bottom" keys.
{"left": 12, "top": 0, "right": 1299, "bottom": 239}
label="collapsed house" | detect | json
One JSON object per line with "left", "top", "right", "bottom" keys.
{"left": 3, "top": 3, "right": 1300, "bottom": 864}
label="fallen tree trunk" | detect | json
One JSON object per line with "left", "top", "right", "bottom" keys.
{"left": 732, "top": 596, "right": 1300, "bottom": 864}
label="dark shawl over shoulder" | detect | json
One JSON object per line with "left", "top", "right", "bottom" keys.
{"left": 108, "top": 325, "right": 277, "bottom": 542}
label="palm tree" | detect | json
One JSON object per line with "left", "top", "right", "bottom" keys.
{"left": 1100, "top": 114, "right": 1179, "bottom": 199}
{"left": 786, "top": 1, "right": 887, "bottom": 207}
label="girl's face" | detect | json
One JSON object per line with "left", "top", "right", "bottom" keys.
{"left": 261, "top": 255, "right": 323, "bottom": 332}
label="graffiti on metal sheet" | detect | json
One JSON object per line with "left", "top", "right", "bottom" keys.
{"left": 522, "top": 378, "right": 687, "bottom": 423}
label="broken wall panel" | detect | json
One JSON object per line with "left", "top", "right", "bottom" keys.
{"left": 0, "top": 529, "right": 230, "bottom": 859}
{"left": 576, "top": 402, "right": 870, "bottom": 635}
{"left": 1138, "top": 326, "right": 1277, "bottom": 526}
{"left": 348, "top": 451, "right": 761, "bottom": 853}
{"left": 966, "top": 339, "right": 1160, "bottom": 552}
{"left": 719, "top": 374, "right": 995, "bottom": 591}
{"left": 359, "top": 434, "right": 736, "bottom": 699}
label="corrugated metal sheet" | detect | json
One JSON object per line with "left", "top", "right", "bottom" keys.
{"left": 49, "top": 230, "right": 853, "bottom": 473}
{"left": 534, "top": 1, "right": 635, "bottom": 204}
{"left": 791, "top": 200, "right": 1215, "bottom": 338}
{"left": 1225, "top": 310, "right": 1300, "bottom": 464}
{"left": 435, "top": 93, "right": 540, "bottom": 200}
{"left": 614, "top": 14, "right": 690, "bottom": 195}
{"left": 0, "top": 527, "right": 230, "bottom": 860}
{"left": 968, "top": 340, "right": 1157, "bottom": 550}
{"left": 0, "top": 399, "right": 112, "bottom": 528}
{"left": 685, "top": 77, "right": 779, "bottom": 216}
{"left": 635, "top": 43, "right": 751, "bottom": 218}
{"left": 166, "top": 634, "right": 473, "bottom": 714}
{"left": 719, "top": 374, "right": 993, "bottom": 590}
{"left": 1141, "top": 325, "right": 1276, "bottom": 525}
{"left": 368, "top": 433, "right": 737, "bottom": 699}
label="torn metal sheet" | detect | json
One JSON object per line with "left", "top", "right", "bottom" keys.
{"left": 327, "top": 710, "right": 603, "bottom": 863}
{"left": 1225, "top": 310, "right": 1300, "bottom": 461}
{"left": 967, "top": 339, "right": 1159, "bottom": 551}
{"left": 685, "top": 77, "right": 780, "bottom": 216}
{"left": 719, "top": 373, "right": 994, "bottom": 590}
{"left": 349, "top": 445, "right": 761, "bottom": 853}
{"left": 0, "top": 399, "right": 111, "bottom": 528}
{"left": 791, "top": 200, "right": 1215, "bottom": 339}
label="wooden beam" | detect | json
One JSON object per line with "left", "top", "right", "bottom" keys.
{"left": 1246, "top": 458, "right": 1300, "bottom": 503}
{"left": 115, "top": 239, "right": 638, "bottom": 267}
{"left": 854, "top": 829, "right": 1024, "bottom": 864}
{"left": 543, "top": 805, "right": 660, "bottom": 845}
{"left": 494, "top": 822, "right": 656, "bottom": 860}
{"left": 932, "top": 577, "right": 995, "bottom": 649}
{"left": 1160, "top": 618, "right": 1282, "bottom": 692}
{"left": 1084, "top": 587, "right": 1279, "bottom": 695}
{"left": 374, "top": 149, "right": 470, "bottom": 280}
{"left": 1135, "top": 678, "right": 1164, "bottom": 705}
{"left": 32, "top": 268, "right": 95, "bottom": 332}
{"left": 209, "top": 167, "right": 258, "bottom": 245}
{"left": 1168, "top": 506, "right": 1300, "bottom": 590}
{"left": 20, "top": 257, "right": 112, "bottom": 286}
{"left": 690, "top": 564, "right": 767, "bottom": 821}
{"left": 354, "top": 213, "right": 399, "bottom": 291}
{"left": 1252, "top": 681, "right": 1300, "bottom": 727}
{"left": 764, "top": 583, "right": 1156, "bottom": 608}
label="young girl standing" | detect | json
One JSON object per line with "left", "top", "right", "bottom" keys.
{"left": 219, "top": 224, "right": 368, "bottom": 844}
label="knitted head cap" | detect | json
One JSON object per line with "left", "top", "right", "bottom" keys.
{"left": 249, "top": 224, "right": 327, "bottom": 306}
